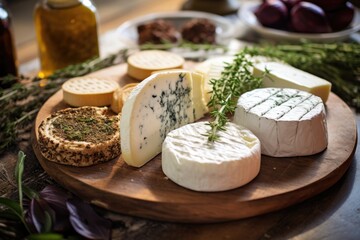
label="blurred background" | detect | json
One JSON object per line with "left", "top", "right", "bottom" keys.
{"left": 7, "top": 0, "right": 148, "bottom": 46}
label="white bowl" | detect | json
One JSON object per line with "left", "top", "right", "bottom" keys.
{"left": 238, "top": 0, "right": 360, "bottom": 42}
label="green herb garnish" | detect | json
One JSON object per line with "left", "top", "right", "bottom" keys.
{"left": 206, "top": 51, "right": 263, "bottom": 142}
{"left": 0, "top": 49, "right": 128, "bottom": 154}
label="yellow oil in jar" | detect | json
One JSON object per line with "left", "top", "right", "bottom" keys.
{"left": 34, "top": 0, "right": 99, "bottom": 77}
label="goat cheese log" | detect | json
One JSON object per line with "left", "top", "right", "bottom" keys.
{"left": 162, "top": 122, "right": 261, "bottom": 192}
{"left": 38, "top": 106, "right": 121, "bottom": 166}
{"left": 234, "top": 88, "right": 328, "bottom": 157}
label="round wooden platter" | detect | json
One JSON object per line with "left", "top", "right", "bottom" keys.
{"left": 32, "top": 63, "right": 358, "bottom": 223}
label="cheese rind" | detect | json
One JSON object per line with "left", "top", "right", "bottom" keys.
{"left": 253, "top": 62, "right": 332, "bottom": 103}
{"left": 62, "top": 77, "right": 119, "bottom": 107}
{"left": 234, "top": 88, "right": 328, "bottom": 157}
{"left": 162, "top": 122, "right": 261, "bottom": 192}
{"left": 121, "top": 71, "right": 197, "bottom": 167}
{"left": 194, "top": 56, "right": 234, "bottom": 105}
{"left": 127, "top": 50, "right": 185, "bottom": 80}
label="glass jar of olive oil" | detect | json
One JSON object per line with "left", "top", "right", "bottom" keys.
{"left": 0, "top": 1, "right": 18, "bottom": 78}
{"left": 34, "top": 0, "right": 100, "bottom": 77}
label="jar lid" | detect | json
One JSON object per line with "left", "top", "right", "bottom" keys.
{"left": 47, "top": 0, "right": 80, "bottom": 8}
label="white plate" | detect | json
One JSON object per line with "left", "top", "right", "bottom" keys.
{"left": 116, "top": 11, "right": 235, "bottom": 48}
{"left": 239, "top": 0, "right": 360, "bottom": 42}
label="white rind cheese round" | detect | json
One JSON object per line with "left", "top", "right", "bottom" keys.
{"left": 127, "top": 50, "right": 185, "bottom": 80}
{"left": 162, "top": 122, "right": 261, "bottom": 192}
{"left": 234, "top": 88, "right": 328, "bottom": 157}
{"left": 62, "top": 77, "right": 119, "bottom": 107}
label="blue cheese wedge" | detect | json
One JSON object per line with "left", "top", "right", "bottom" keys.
{"left": 120, "top": 71, "right": 206, "bottom": 167}
{"left": 234, "top": 88, "right": 328, "bottom": 157}
{"left": 162, "top": 122, "right": 261, "bottom": 192}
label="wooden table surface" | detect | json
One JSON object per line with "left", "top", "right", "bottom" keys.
{"left": 2, "top": 0, "right": 360, "bottom": 239}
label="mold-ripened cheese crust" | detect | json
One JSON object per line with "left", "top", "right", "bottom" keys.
{"left": 162, "top": 122, "right": 261, "bottom": 192}
{"left": 38, "top": 106, "right": 121, "bottom": 166}
{"left": 234, "top": 88, "right": 328, "bottom": 157}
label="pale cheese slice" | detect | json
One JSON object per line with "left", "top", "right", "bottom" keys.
{"left": 162, "top": 122, "right": 261, "bottom": 192}
{"left": 253, "top": 62, "right": 332, "bottom": 103}
{"left": 127, "top": 50, "right": 185, "bottom": 80}
{"left": 194, "top": 56, "right": 234, "bottom": 105}
{"left": 121, "top": 71, "right": 198, "bottom": 167}
{"left": 62, "top": 77, "right": 119, "bottom": 107}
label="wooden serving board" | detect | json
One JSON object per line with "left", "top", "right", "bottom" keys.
{"left": 32, "top": 63, "right": 358, "bottom": 223}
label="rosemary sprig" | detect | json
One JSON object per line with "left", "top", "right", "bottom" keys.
{"left": 0, "top": 49, "right": 128, "bottom": 154}
{"left": 244, "top": 42, "right": 360, "bottom": 110}
{"left": 207, "top": 51, "right": 263, "bottom": 141}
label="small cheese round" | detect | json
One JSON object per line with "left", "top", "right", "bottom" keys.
{"left": 234, "top": 88, "right": 328, "bottom": 157}
{"left": 38, "top": 107, "right": 121, "bottom": 167}
{"left": 127, "top": 50, "right": 185, "bottom": 80}
{"left": 62, "top": 77, "right": 119, "bottom": 107}
{"left": 110, "top": 88, "right": 123, "bottom": 113}
{"left": 110, "top": 83, "right": 138, "bottom": 114}
{"left": 162, "top": 122, "right": 261, "bottom": 192}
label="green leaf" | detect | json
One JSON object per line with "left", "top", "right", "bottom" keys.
{"left": 23, "top": 185, "right": 39, "bottom": 199}
{"left": 27, "top": 233, "right": 64, "bottom": 240}
{"left": 0, "top": 197, "right": 22, "bottom": 221}
{"left": 42, "top": 211, "right": 52, "bottom": 233}
{"left": 15, "top": 151, "right": 26, "bottom": 213}
{"left": 0, "top": 208, "right": 21, "bottom": 220}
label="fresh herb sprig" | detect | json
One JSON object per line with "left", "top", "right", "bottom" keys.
{"left": 0, "top": 151, "right": 111, "bottom": 239}
{"left": 0, "top": 49, "right": 128, "bottom": 154}
{"left": 207, "top": 51, "right": 263, "bottom": 141}
{"left": 244, "top": 42, "right": 360, "bottom": 110}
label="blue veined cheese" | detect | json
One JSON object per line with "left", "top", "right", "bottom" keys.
{"left": 162, "top": 122, "right": 261, "bottom": 192}
{"left": 121, "top": 71, "right": 203, "bottom": 167}
{"left": 234, "top": 88, "right": 328, "bottom": 157}
{"left": 150, "top": 69, "right": 208, "bottom": 120}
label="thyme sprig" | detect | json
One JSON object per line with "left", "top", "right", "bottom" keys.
{"left": 244, "top": 42, "right": 360, "bottom": 110}
{"left": 0, "top": 49, "right": 128, "bottom": 154}
{"left": 207, "top": 51, "right": 263, "bottom": 141}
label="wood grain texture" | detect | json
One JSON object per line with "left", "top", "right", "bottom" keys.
{"left": 32, "top": 63, "right": 357, "bottom": 223}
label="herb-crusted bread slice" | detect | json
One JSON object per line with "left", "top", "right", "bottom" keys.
{"left": 38, "top": 106, "right": 121, "bottom": 166}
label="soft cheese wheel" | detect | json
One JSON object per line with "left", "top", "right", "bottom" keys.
{"left": 162, "top": 122, "right": 261, "bottom": 192}
{"left": 234, "top": 88, "right": 328, "bottom": 157}
{"left": 253, "top": 62, "right": 332, "bottom": 103}
{"left": 121, "top": 71, "right": 197, "bottom": 167}
{"left": 38, "top": 107, "right": 121, "bottom": 167}
{"left": 62, "top": 77, "right": 119, "bottom": 107}
{"left": 127, "top": 50, "right": 185, "bottom": 80}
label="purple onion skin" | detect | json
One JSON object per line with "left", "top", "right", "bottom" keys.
{"left": 255, "top": 0, "right": 289, "bottom": 28}
{"left": 307, "top": 0, "right": 347, "bottom": 11}
{"left": 281, "top": 0, "right": 302, "bottom": 10}
{"left": 327, "top": 2, "right": 355, "bottom": 31}
{"left": 291, "top": 2, "right": 332, "bottom": 33}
